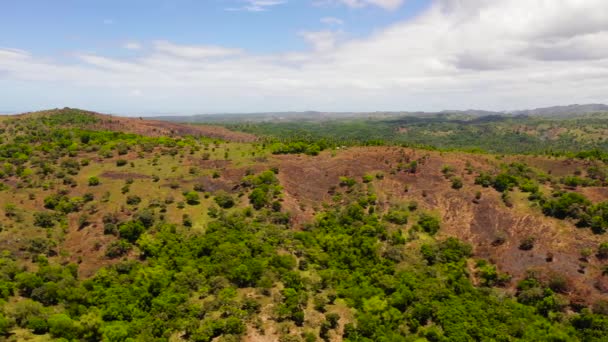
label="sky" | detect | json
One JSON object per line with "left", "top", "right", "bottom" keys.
{"left": 1, "top": 0, "right": 608, "bottom": 115}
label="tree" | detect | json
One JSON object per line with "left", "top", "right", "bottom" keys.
{"left": 249, "top": 188, "right": 268, "bottom": 210}
{"left": 417, "top": 214, "right": 440, "bottom": 235}
{"left": 184, "top": 191, "right": 200, "bottom": 205}
{"left": 214, "top": 192, "right": 235, "bottom": 209}
{"left": 48, "top": 313, "right": 79, "bottom": 340}
{"left": 33, "top": 211, "right": 55, "bottom": 228}
{"left": 119, "top": 221, "right": 146, "bottom": 243}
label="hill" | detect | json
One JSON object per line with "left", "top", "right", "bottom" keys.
{"left": 510, "top": 104, "right": 608, "bottom": 117}
{"left": 13, "top": 108, "right": 257, "bottom": 142}
{"left": 149, "top": 103, "right": 608, "bottom": 124}
{"left": 0, "top": 109, "right": 606, "bottom": 341}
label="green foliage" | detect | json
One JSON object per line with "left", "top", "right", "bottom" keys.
{"left": 48, "top": 313, "right": 79, "bottom": 339}
{"left": 416, "top": 213, "right": 441, "bottom": 235}
{"left": 214, "top": 192, "right": 235, "bottom": 209}
{"left": 339, "top": 176, "right": 356, "bottom": 188}
{"left": 451, "top": 176, "right": 463, "bottom": 189}
{"left": 33, "top": 211, "right": 55, "bottom": 228}
{"left": 542, "top": 192, "right": 591, "bottom": 220}
{"left": 126, "top": 195, "right": 141, "bottom": 205}
{"left": 184, "top": 191, "right": 200, "bottom": 205}
{"left": 118, "top": 220, "right": 146, "bottom": 243}
{"left": 243, "top": 170, "right": 282, "bottom": 210}
{"left": 384, "top": 208, "right": 409, "bottom": 225}
{"left": 271, "top": 141, "right": 323, "bottom": 156}
{"left": 88, "top": 176, "right": 100, "bottom": 186}
{"left": 105, "top": 240, "right": 132, "bottom": 258}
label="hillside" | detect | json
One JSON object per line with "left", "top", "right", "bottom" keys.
{"left": 0, "top": 109, "right": 607, "bottom": 341}
{"left": 13, "top": 108, "right": 257, "bottom": 142}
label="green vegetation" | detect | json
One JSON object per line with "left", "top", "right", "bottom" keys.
{"left": 226, "top": 113, "right": 608, "bottom": 155}
{"left": 0, "top": 109, "right": 608, "bottom": 340}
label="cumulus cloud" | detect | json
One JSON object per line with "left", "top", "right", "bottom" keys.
{"left": 2, "top": 0, "right": 608, "bottom": 113}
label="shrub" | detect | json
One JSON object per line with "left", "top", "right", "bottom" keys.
{"left": 451, "top": 177, "right": 463, "bottom": 189}
{"left": 326, "top": 313, "right": 340, "bottom": 329}
{"left": 118, "top": 221, "right": 145, "bottom": 242}
{"left": 385, "top": 209, "right": 408, "bottom": 225}
{"left": 184, "top": 191, "right": 200, "bottom": 205}
{"left": 126, "top": 195, "right": 141, "bottom": 205}
{"left": 417, "top": 213, "right": 440, "bottom": 235}
{"left": 215, "top": 192, "right": 235, "bottom": 209}
{"left": 116, "top": 159, "right": 128, "bottom": 167}
{"left": 48, "top": 314, "right": 79, "bottom": 340}
{"left": 88, "top": 176, "right": 100, "bottom": 186}
{"left": 598, "top": 242, "right": 608, "bottom": 259}
{"left": 33, "top": 211, "right": 55, "bottom": 228}
{"left": 339, "top": 176, "right": 356, "bottom": 187}
{"left": 106, "top": 240, "right": 132, "bottom": 258}
{"left": 519, "top": 237, "right": 535, "bottom": 251}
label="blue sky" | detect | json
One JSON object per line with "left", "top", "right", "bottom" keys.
{"left": 1, "top": 0, "right": 608, "bottom": 115}
{"left": 1, "top": 0, "right": 429, "bottom": 56}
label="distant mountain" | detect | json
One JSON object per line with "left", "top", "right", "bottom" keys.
{"left": 148, "top": 104, "right": 608, "bottom": 123}
{"left": 509, "top": 104, "right": 608, "bottom": 117}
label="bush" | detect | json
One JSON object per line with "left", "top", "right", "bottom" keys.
{"left": 339, "top": 176, "right": 356, "bottom": 187}
{"left": 118, "top": 221, "right": 146, "bottom": 243}
{"left": 451, "top": 177, "right": 463, "bottom": 189}
{"left": 385, "top": 209, "right": 408, "bottom": 225}
{"left": 33, "top": 211, "right": 55, "bottom": 228}
{"left": 0, "top": 314, "right": 9, "bottom": 335}
{"left": 116, "top": 159, "right": 128, "bottom": 167}
{"left": 126, "top": 195, "right": 141, "bottom": 205}
{"left": 519, "top": 237, "right": 535, "bottom": 251}
{"left": 105, "top": 240, "right": 132, "bottom": 258}
{"left": 326, "top": 313, "right": 340, "bottom": 329}
{"left": 184, "top": 191, "right": 200, "bottom": 205}
{"left": 88, "top": 176, "right": 100, "bottom": 186}
{"left": 417, "top": 213, "right": 441, "bottom": 235}
{"left": 48, "top": 314, "right": 79, "bottom": 340}
{"left": 27, "top": 316, "right": 49, "bottom": 334}
{"left": 214, "top": 192, "right": 235, "bottom": 209}
{"left": 598, "top": 242, "right": 608, "bottom": 259}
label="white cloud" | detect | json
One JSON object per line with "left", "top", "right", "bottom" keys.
{"left": 226, "top": 0, "right": 286, "bottom": 12}
{"left": 321, "top": 17, "right": 344, "bottom": 25}
{"left": 299, "top": 30, "right": 341, "bottom": 51}
{"left": 124, "top": 42, "right": 142, "bottom": 50}
{"left": 2, "top": 0, "right": 608, "bottom": 113}
{"left": 153, "top": 40, "right": 242, "bottom": 58}
{"left": 319, "top": 0, "right": 404, "bottom": 10}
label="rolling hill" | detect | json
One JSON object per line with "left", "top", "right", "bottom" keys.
{"left": 0, "top": 108, "right": 606, "bottom": 341}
